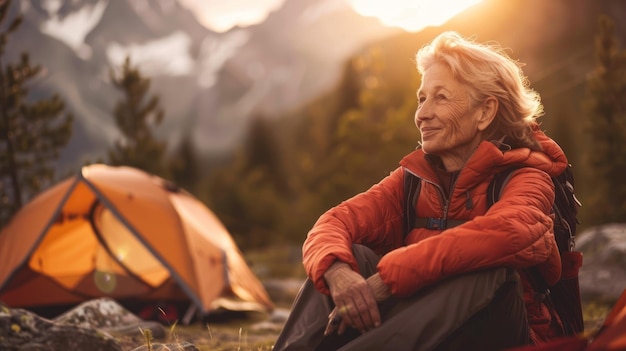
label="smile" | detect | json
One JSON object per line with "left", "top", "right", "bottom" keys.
{"left": 420, "top": 128, "right": 439, "bottom": 138}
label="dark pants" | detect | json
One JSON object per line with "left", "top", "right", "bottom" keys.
{"left": 273, "top": 245, "right": 529, "bottom": 351}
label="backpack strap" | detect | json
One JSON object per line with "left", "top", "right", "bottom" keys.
{"left": 487, "top": 167, "right": 554, "bottom": 297}
{"left": 403, "top": 169, "right": 420, "bottom": 236}
{"left": 486, "top": 167, "right": 518, "bottom": 208}
{"left": 413, "top": 218, "right": 469, "bottom": 230}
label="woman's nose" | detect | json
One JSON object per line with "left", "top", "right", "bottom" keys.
{"left": 415, "top": 103, "right": 432, "bottom": 126}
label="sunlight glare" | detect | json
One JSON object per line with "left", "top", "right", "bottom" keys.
{"left": 347, "top": 0, "right": 483, "bottom": 32}
{"left": 178, "top": 0, "right": 285, "bottom": 33}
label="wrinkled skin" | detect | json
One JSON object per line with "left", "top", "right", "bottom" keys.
{"left": 416, "top": 62, "right": 496, "bottom": 171}
{"left": 323, "top": 262, "right": 381, "bottom": 335}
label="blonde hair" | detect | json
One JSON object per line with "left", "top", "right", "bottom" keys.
{"left": 416, "top": 31, "right": 542, "bottom": 150}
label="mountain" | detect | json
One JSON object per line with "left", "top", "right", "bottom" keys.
{"left": 4, "top": 0, "right": 401, "bottom": 173}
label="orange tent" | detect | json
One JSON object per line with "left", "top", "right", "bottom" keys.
{"left": 0, "top": 164, "right": 273, "bottom": 316}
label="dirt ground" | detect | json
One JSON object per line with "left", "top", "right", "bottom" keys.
{"left": 115, "top": 315, "right": 284, "bottom": 350}
{"left": 113, "top": 300, "right": 612, "bottom": 351}
{"left": 118, "top": 247, "right": 301, "bottom": 351}
{"left": 113, "top": 276, "right": 301, "bottom": 351}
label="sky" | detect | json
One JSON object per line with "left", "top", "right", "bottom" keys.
{"left": 178, "top": 0, "right": 483, "bottom": 33}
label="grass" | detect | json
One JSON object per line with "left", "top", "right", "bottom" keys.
{"left": 582, "top": 298, "right": 615, "bottom": 336}
{"left": 161, "top": 321, "right": 278, "bottom": 351}
{"left": 140, "top": 328, "right": 153, "bottom": 350}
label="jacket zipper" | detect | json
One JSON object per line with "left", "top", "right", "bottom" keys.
{"left": 406, "top": 168, "right": 450, "bottom": 221}
{"left": 429, "top": 178, "right": 451, "bottom": 225}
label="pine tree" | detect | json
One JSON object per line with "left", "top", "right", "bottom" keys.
{"left": 243, "top": 116, "right": 289, "bottom": 194}
{"left": 307, "top": 47, "right": 418, "bottom": 206}
{"left": 108, "top": 56, "right": 167, "bottom": 177}
{"left": 0, "top": 0, "right": 73, "bottom": 227}
{"left": 583, "top": 15, "right": 626, "bottom": 225}
{"left": 206, "top": 115, "right": 291, "bottom": 248}
{"left": 169, "top": 135, "right": 200, "bottom": 193}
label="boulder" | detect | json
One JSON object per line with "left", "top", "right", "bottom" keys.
{"left": 576, "top": 223, "right": 626, "bottom": 302}
{"left": 0, "top": 304, "right": 123, "bottom": 351}
{"left": 0, "top": 298, "right": 203, "bottom": 350}
{"left": 54, "top": 297, "right": 166, "bottom": 339}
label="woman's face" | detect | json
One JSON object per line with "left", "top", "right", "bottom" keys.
{"left": 415, "top": 62, "right": 489, "bottom": 171}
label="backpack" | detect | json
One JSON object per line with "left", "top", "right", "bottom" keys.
{"left": 403, "top": 164, "right": 584, "bottom": 336}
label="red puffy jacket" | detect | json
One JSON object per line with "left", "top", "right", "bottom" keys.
{"left": 303, "top": 126, "right": 566, "bottom": 343}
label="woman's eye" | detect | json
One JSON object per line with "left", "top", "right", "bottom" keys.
{"left": 436, "top": 94, "right": 446, "bottom": 100}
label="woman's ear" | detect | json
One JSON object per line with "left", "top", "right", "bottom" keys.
{"left": 477, "top": 97, "right": 498, "bottom": 131}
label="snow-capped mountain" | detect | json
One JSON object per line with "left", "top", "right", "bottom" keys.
{"left": 5, "top": 0, "right": 401, "bottom": 171}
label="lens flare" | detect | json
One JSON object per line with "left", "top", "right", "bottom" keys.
{"left": 94, "top": 270, "right": 117, "bottom": 293}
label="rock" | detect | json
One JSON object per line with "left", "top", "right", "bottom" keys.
{"left": 576, "top": 223, "right": 626, "bottom": 302}
{"left": 54, "top": 297, "right": 166, "bottom": 339}
{"left": 0, "top": 299, "right": 206, "bottom": 350}
{"left": 0, "top": 304, "right": 123, "bottom": 351}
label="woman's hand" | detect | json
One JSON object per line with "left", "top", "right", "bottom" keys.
{"left": 323, "top": 262, "right": 389, "bottom": 335}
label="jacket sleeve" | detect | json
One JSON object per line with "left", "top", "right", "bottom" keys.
{"left": 377, "top": 167, "right": 562, "bottom": 297}
{"left": 302, "top": 167, "right": 406, "bottom": 294}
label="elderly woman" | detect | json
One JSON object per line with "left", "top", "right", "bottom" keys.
{"left": 274, "top": 31, "right": 566, "bottom": 351}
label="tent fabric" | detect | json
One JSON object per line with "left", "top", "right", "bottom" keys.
{"left": 0, "top": 164, "right": 273, "bottom": 315}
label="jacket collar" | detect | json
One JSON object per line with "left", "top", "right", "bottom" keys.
{"left": 400, "top": 128, "right": 568, "bottom": 186}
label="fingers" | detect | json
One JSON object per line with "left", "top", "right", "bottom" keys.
{"left": 346, "top": 300, "right": 366, "bottom": 332}
{"left": 324, "top": 308, "right": 341, "bottom": 336}
{"left": 329, "top": 294, "right": 381, "bottom": 334}
{"left": 326, "top": 266, "right": 382, "bottom": 334}
{"left": 346, "top": 286, "right": 381, "bottom": 332}
{"left": 359, "top": 289, "right": 382, "bottom": 329}
{"left": 324, "top": 306, "right": 351, "bottom": 336}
